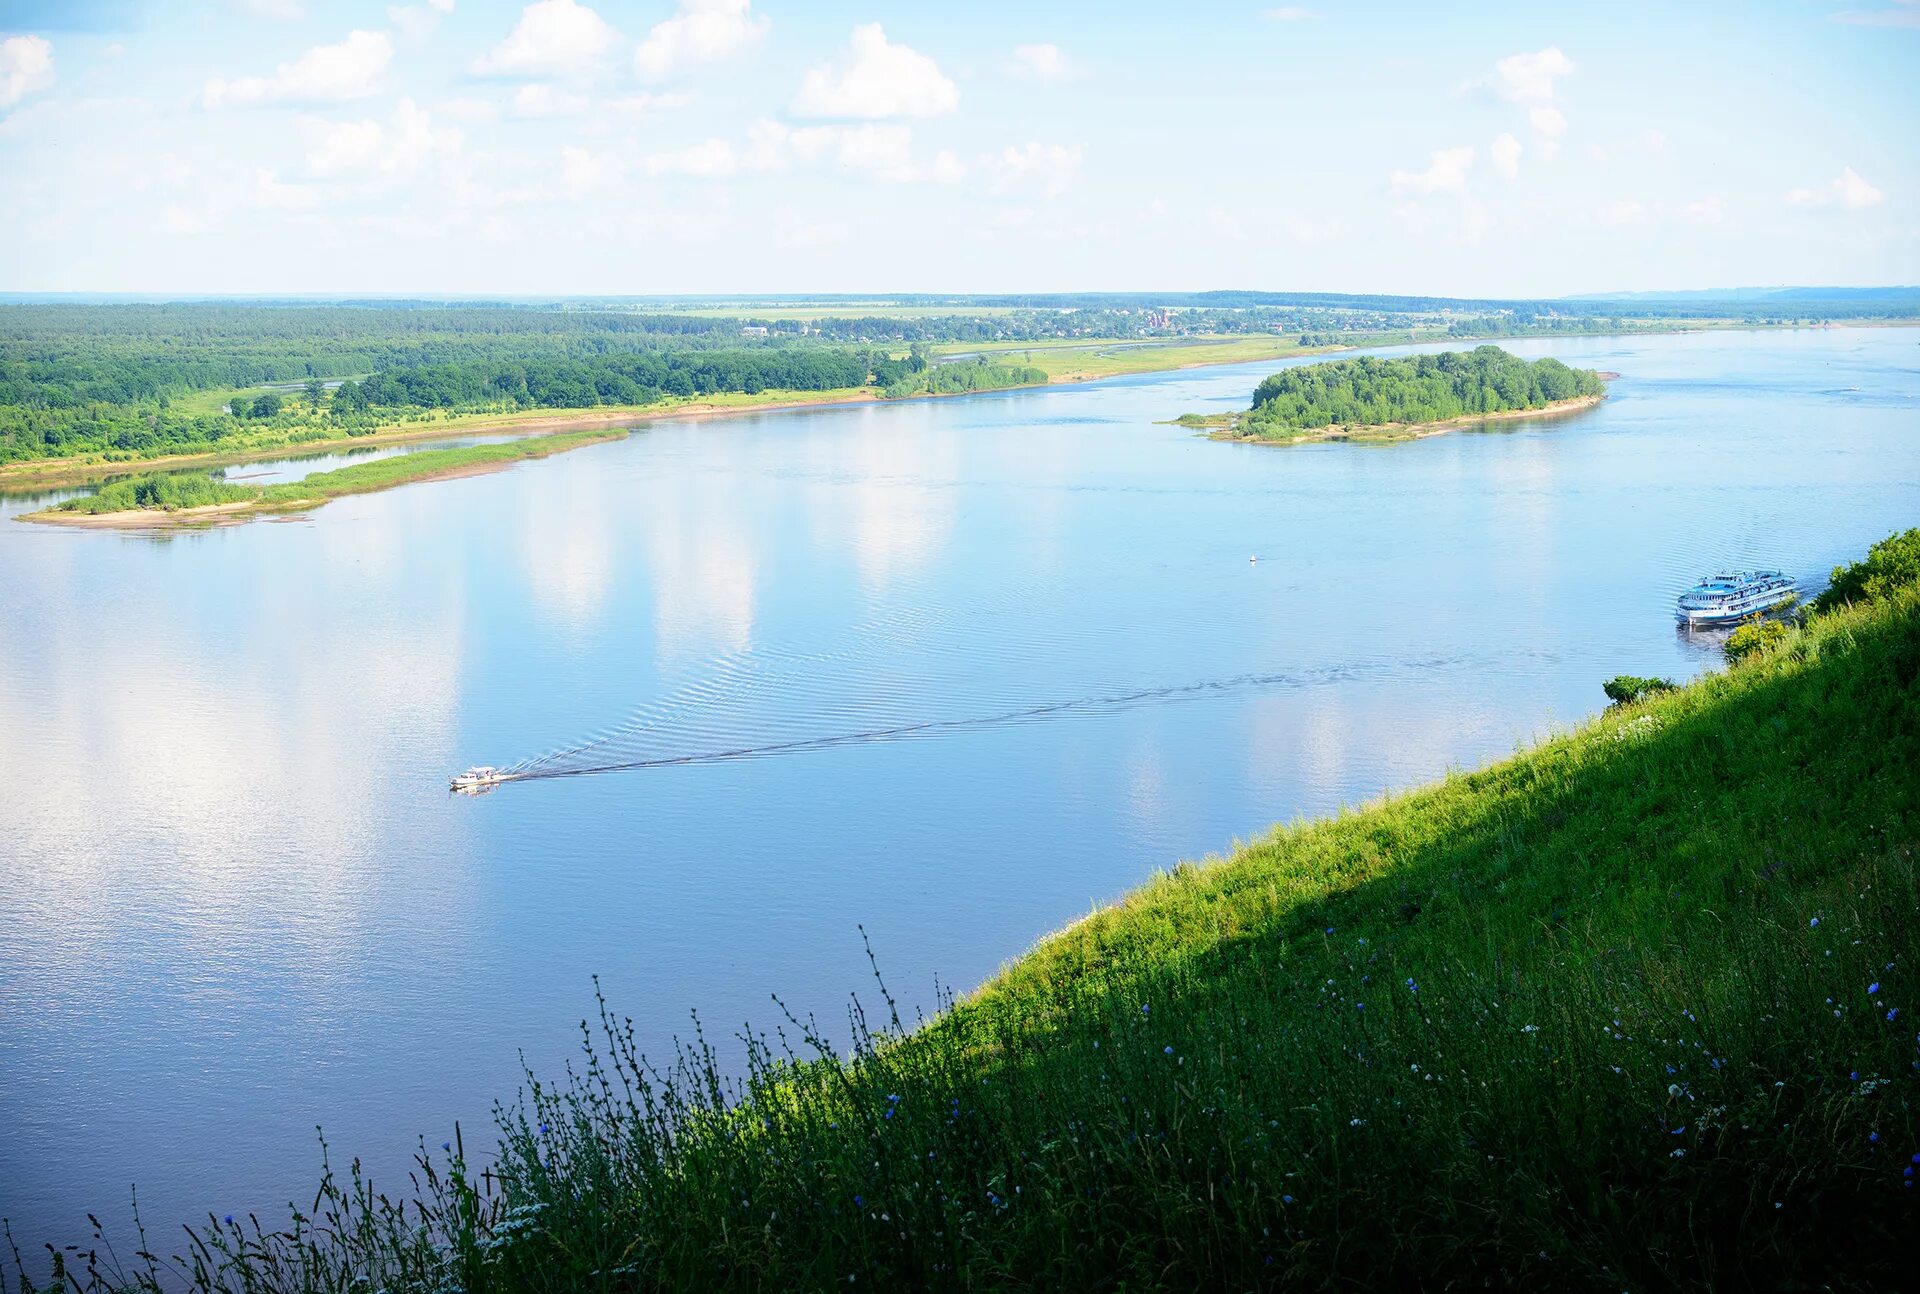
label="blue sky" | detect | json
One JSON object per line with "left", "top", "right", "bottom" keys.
{"left": 0, "top": 0, "right": 1914, "bottom": 296}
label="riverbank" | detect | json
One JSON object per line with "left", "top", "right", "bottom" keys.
{"left": 18, "top": 536, "right": 1917, "bottom": 1291}
{"left": 19, "top": 430, "right": 626, "bottom": 530}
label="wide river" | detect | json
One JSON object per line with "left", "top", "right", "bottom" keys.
{"left": 2, "top": 327, "right": 1917, "bottom": 1254}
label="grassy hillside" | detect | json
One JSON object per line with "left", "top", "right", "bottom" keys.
{"left": 16, "top": 546, "right": 1920, "bottom": 1292}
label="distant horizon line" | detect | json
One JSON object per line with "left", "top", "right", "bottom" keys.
{"left": 2, "top": 285, "right": 1917, "bottom": 307}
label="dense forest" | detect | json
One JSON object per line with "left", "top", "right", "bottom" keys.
{"left": 1240, "top": 346, "right": 1605, "bottom": 437}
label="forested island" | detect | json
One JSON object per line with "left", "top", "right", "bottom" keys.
{"left": 1180, "top": 345, "right": 1608, "bottom": 443}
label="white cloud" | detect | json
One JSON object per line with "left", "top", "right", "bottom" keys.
{"left": 1264, "top": 7, "right": 1319, "bottom": 19}
{"left": 634, "top": 0, "right": 767, "bottom": 79}
{"left": 988, "top": 140, "right": 1082, "bottom": 198}
{"left": 643, "top": 137, "right": 740, "bottom": 178}
{"left": 472, "top": 0, "right": 619, "bottom": 78}
{"left": 388, "top": 3, "right": 453, "bottom": 41}
{"left": 561, "top": 144, "right": 616, "bottom": 193}
{"left": 1786, "top": 166, "right": 1885, "bottom": 209}
{"left": 1832, "top": 5, "right": 1920, "bottom": 27}
{"left": 1836, "top": 165, "right": 1885, "bottom": 207}
{"left": 606, "top": 91, "right": 693, "bottom": 117}
{"left": 0, "top": 35, "right": 55, "bottom": 111}
{"left": 1596, "top": 199, "right": 1646, "bottom": 227}
{"left": 1007, "top": 43, "right": 1077, "bottom": 84}
{"left": 1389, "top": 145, "right": 1474, "bottom": 195}
{"left": 252, "top": 167, "right": 317, "bottom": 208}
{"left": 1490, "top": 132, "right": 1522, "bottom": 179}
{"left": 1529, "top": 105, "right": 1566, "bottom": 158}
{"left": 1680, "top": 197, "right": 1725, "bottom": 225}
{"left": 234, "top": 0, "right": 305, "bottom": 17}
{"left": 792, "top": 24, "right": 957, "bottom": 119}
{"left": 1489, "top": 46, "right": 1575, "bottom": 104}
{"left": 204, "top": 29, "right": 392, "bottom": 107}
{"left": 305, "top": 99, "right": 457, "bottom": 177}
{"left": 511, "top": 83, "right": 590, "bottom": 117}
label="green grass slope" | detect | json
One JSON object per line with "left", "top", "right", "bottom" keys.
{"left": 17, "top": 551, "right": 1920, "bottom": 1293}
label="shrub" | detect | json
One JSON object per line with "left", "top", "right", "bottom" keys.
{"left": 1602, "top": 675, "right": 1675, "bottom": 706}
{"left": 1812, "top": 527, "right": 1920, "bottom": 614}
{"left": 1724, "top": 618, "right": 1787, "bottom": 664}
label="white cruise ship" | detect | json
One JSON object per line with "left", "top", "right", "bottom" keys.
{"left": 1675, "top": 570, "right": 1798, "bottom": 628}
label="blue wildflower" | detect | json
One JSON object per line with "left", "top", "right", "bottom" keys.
{"left": 854, "top": 1195, "right": 863, "bottom": 1206}
{"left": 887, "top": 1094, "right": 899, "bottom": 1103}
{"left": 1871, "top": 1132, "right": 1880, "bottom": 1143}
{"left": 1282, "top": 1194, "right": 1294, "bottom": 1204}
{"left": 1891, "top": 1008, "right": 1902, "bottom": 1022}
{"left": 1405, "top": 978, "right": 1418, "bottom": 993}
{"left": 443, "top": 1141, "right": 451, "bottom": 1153}
{"left": 224, "top": 1215, "right": 233, "bottom": 1226}
{"left": 1325, "top": 926, "right": 1335, "bottom": 935}
{"left": 1164, "top": 1045, "right": 1174, "bottom": 1055}
{"left": 1355, "top": 1002, "right": 1365, "bottom": 1011}
{"left": 1141, "top": 1004, "right": 1150, "bottom": 1015}
{"left": 1869, "top": 983, "right": 1881, "bottom": 995}
{"left": 1809, "top": 917, "right": 1820, "bottom": 927}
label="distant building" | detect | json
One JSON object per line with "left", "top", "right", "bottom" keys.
{"left": 741, "top": 325, "right": 769, "bottom": 337}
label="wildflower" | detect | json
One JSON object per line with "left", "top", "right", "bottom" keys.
{"left": 1521, "top": 1024, "right": 1540, "bottom": 1034}
{"left": 1282, "top": 1194, "right": 1294, "bottom": 1204}
{"left": 443, "top": 1142, "right": 451, "bottom": 1153}
{"left": 1871, "top": 1132, "right": 1880, "bottom": 1143}
{"left": 887, "top": 1094, "right": 899, "bottom": 1103}
{"left": 1671, "top": 1149, "right": 1686, "bottom": 1158}
{"left": 1325, "top": 927, "right": 1335, "bottom": 935}
{"left": 1355, "top": 1002, "right": 1365, "bottom": 1012}
{"left": 1869, "top": 983, "right": 1881, "bottom": 995}
{"left": 1141, "top": 1004, "right": 1150, "bottom": 1015}
{"left": 854, "top": 1195, "right": 863, "bottom": 1206}
{"left": 539, "top": 1123, "right": 548, "bottom": 1136}
{"left": 1405, "top": 978, "right": 1418, "bottom": 993}
{"left": 1672, "top": 1126, "right": 1687, "bottom": 1135}
{"left": 1164, "top": 1046, "right": 1174, "bottom": 1055}
{"left": 224, "top": 1215, "right": 234, "bottom": 1226}
{"left": 1809, "top": 917, "right": 1820, "bottom": 927}
{"left": 1350, "top": 1117, "right": 1366, "bottom": 1127}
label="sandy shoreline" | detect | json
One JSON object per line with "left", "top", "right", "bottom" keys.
{"left": 20, "top": 433, "right": 616, "bottom": 532}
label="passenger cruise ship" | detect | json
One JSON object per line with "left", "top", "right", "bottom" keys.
{"left": 1675, "top": 570, "right": 1798, "bottom": 628}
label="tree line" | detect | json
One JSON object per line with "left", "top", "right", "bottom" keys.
{"left": 1243, "top": 346, "right": 1604, "bottom": 435}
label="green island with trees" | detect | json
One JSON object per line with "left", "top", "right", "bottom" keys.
{"left": 14, "top": 529, "right": 1918, "bottom": 1291}
{"left": 1178, "top": 345, "right": 1609, "bottom": 443}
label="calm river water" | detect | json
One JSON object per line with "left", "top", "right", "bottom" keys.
{"left": 2, "top": 327, "right": 1917, "bottom": 1253}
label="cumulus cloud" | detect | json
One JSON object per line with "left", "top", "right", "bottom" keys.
{"left": 642, "top": 119, "right": 963, "bottom": 183}
{"left": 1490, "top": 132, "right": 1522, "bottom": 179}
{"left": 561, "top": 144, "right": 616, "bottom": 193}
{"left": 792, "top": 24, "right": 957, "bottom": 119}
{"left": 0, "top": 34, "right": 55, "bottom": 111}
{"left": 1007, "top": 43, "right": 1077, "bottom": 83}
{"left": 1596, "top": 199, "right": 1647, "bottom": 228}
{"left": 1488, "top": 46, "right": 1575, "bottom": 104}
{"left": 204, "top": 29, "right": 392, "bottom": 107}
{"left": 388, "top": 1, "right": 457, "bottom": 42}
{"left": 472, "top": 0, "right": 619, "bottom": 78}
{"left": 988, "top": 140, "right": 1083, "bottom": 198}
{"left": 1680, "top": 197, "right": 1725, "bottom": 225}
{"left": 634, "top": 0, "right": 767, "bottom": 79}
{"left": 1786, "top": 165, "right": 1884, "bottom": 209}
{"left": 1389, "top": 145, "right": 1475, "bottom": 195}
{"left": 304, "top": 98, "right": 456, "bottom": 177}
{"left": 511, "top": 83, "right": 590, "bottom": 117}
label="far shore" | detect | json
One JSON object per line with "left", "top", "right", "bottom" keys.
{"left": 5, "top": 317, "right": 1901, "bottom": 491}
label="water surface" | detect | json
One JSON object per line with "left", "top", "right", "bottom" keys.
{"left": 2, "top": 326, "right": 1916, "bottom": 1252}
